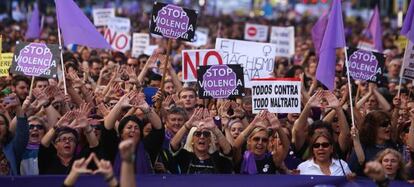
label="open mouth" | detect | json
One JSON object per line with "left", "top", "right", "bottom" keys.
{"left": 30, "top": 133, "right": 39, "bottom": 139}
{"left": 63, "top": 144, "right": 71, "bottom": 151}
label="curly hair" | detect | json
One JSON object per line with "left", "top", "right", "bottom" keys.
{"left": 359, "top": 110, "right": 391, "bottom": 147}
{"left": 375, "top": 148, "right": 407, "bottom": 180}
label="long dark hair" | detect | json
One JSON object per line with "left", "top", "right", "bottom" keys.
{"left": 360, "top": 110, "right": 391, "bottom": 147}
{"left": 0, "top": 113, "right": 11, "bottom": 145}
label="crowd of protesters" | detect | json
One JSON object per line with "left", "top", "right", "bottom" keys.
{"left": 0, "top": 1, "right": 413, "bottom": 187}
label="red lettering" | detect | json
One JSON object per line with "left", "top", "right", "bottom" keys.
{"left": 183, "top": 51, "right": 199, "bottom": 80}
{"left": 115, "top": 34, "right": 128, "bottom": 49}
{"left": 104, "top": 29, "right": 115, "bottom": 44}
{"left": 203, "top": 51, "right": 223, "bottom": 65}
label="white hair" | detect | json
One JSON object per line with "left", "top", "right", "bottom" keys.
{"left": 183, "top": 127, "right": 217, "bottom": 154}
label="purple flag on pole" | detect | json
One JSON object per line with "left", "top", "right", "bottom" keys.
{"left": 366, "top": 6, "right": 383, "bottom": 52}
{"left": 25, "top": 3, "right": 40, "bottom": 39}
{"left": 401, "top": 0, "right": 414, "bottom": 43}
{"left": 311, "top": 11, "right": 328, "bottom": 55}
{"left": 55, "top": 0, "right": 111, "bottom": 49}
{"left": 315, "top": 0, "right": 346, "bottom": 90}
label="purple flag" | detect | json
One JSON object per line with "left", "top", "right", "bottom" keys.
{"left": 311, "top": 11, "right": 328, "bottom": 55}
{"left": 55, "top": 0, "right": 111, "bottom": 49}
{"left": 401, "top": 0, "right": 414, "bottom": 43}
{"left": 25, "top": 3, "right": 41, "bottom": 39}
{"left": 315, "top": 0, "right": 346, "bottom": 90}
{"left": 366, "top": 6, "right": 383, "bottom": 52}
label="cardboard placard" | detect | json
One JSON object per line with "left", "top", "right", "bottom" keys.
{"left": 214, "top": 38, "right": 277, "bottom": 87}
{"left": 402, "top": 41, "right": 414, "bottom": 80}
{"left": 107, "top": 17, "right": 131, "bottom": 33}
{"left": 182, "top": 49, "right": 223, "bottom": 82}
{"left": 10, "top": 42, "right": 59, "bottom": 78}
{"left": 244, "top": 23, "right": 269, "bottom": 42}
{"left": 149, "top": 2, "right": 198, "bottom": 41}
{"left": 0, "top": 53, "right": 13, "bottom": 77}
{"left": 345, "top": 47, "right": 385, "bottom": 84}
{"left": 132, "top": 33, "right": 150, "bottom": 58}
{"left": 197, "top": 64, "right": 244, "bottom": 99}
{"left": 251, "top": 78, "right": 301, "bottom": 114}
{"left": 270, "top": 26, "right": 295, "bottom": 57}
{"left": 104, "top": 29, "right": 131, "bottom": 53}
{"left": 92, "top": 8, "right": 115, "bottom": 26}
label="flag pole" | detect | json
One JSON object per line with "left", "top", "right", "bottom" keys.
{"left": 155, "top": 38, "right": 173, "bottom": 114}
{"left": 29, "top": 76, "right": 35, "bottom": 97}
{"left": 55, "top": 0, "right": 68, "bottom": 95}
{"left": 344, "top": 47, "right": 356, "bottom": 128}
{"left": 397, "top": 41, "right": 410, "bottom": 97}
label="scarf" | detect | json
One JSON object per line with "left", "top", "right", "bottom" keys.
{"left": 114, "top": 142, "right": 153, "bottom": 175}
{"left": 241, "top": 151, "right": 266, "bottom": 174}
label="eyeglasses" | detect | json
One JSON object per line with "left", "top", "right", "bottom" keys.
{"left": 379, "top": 121, "right": 391, "bottom": 128}
{"left": 29, "top": 124, "right": 44, "bottom": 130}
{"left": 252, "top": 137, "right": 269, "bottom": 143}
{"left": 91, "top": 125, "right": 101, "bottom": 130}
{"left": 57, "top": 137, "right": 75, "bottom": 143}
{"left": 127, "top": 64, "right": 139, "bottom": 68}
{"left": 312, "top": 142, "right": 331, "bottom": 149}
{"left": 194, "top": 131, "right": 211, "bottom": 138}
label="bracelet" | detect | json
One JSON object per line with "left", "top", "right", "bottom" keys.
{"left": 104, "top": 174, "right": 115, "bottom": 183}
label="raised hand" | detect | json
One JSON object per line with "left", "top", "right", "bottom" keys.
{"left": 218, "top": 101, "right": 231, "bottom": 118}
{"left": 72, "top": 103, "right": 93, "bottom": 129}
{"left": 119, "top": 139, "right": 136, "bottom": 162}
{"left": 67, "top": 71, "right": 84, "bottom": 88}
{"left": 231, "top": 102, "right": 245, "bottom": 119}
{"left": 250, "top": 110, "right": 266, "bottom": 128}
{"left": 161, "top": 95, "right": 173, "bottom": 110}
{"left": 350, "top": 126, "right": 359, "bottom": 140}
{"left": 125, "top": 65, "right": 138, "bottom": 83}
{"left": 308, "top": 90, "right": 323, "bottom": 107}
{"left": 4, "top": 93, "right": 20, "bottom": 110}
{"left": 185, "top": 107, "right": 203, "bottom": 128}
{"left": 364, "top": 161, "right": 386, "bottom": 182}
{"left": 71, "top": 155, "right": 93, "bottom": 175}
{"left": 56, "top": 111, "right": 77, "bottom": 128}
{"left": 199, "top": 108, "right": 215, "bottom": 130}
{"left": 266, "top": 112, "right": 281, "bottom": 131}
{"left": 323, "top": 91, "right": 340, "bottom": 109}
{"left": 91, "top": 153, "right": 114, "bottom": 178}
{"left": 171, "top": 93, "right": 184, "bottom": 108}
{"left": 97, "top": 103, "right": 110, "bottom": 116}
{"left": 33, "top": 88, "right": 50, "bottom": 108}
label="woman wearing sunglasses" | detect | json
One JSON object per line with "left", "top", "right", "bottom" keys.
{"left": 234, "top": 110, "right": 289, "bottom": 174}
{"left": 170, "top": 108, "right": 232, "bottom": 174}
{"left": 297, "top": 131, "right": 351, "bottom": 176}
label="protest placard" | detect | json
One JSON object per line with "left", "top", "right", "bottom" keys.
{"left": 0, "top": 53, "right": 13, "bottom": 77}
{"left": 132, "top": 33, "right": 150, "bottom": 58}
{"left": 244, "top": 23, "right": 269, "bottom": 42}
{"left": 215, "top": 38, "right": 276, "bottom": 87}
{"left": 182, "top": 49, "right": 223, "bottom": 82}
{"left": 10, "top": 42, "right": 59, "bottom": 78}
{"left": 345, "top": 47, "right": 385, "bottom": 84}
{"left": 104, "top": 29, "right": 131, "bottom": 53}
{"left": 92, "top": 8, "right": 115, "bottom": 26}
{"left": 186, "top": 29, "right": 208, "bottom": 47}
{"left": 149, "top": 2, "right": 198, "bottom": 41}
{"left": 402, "top": 41, "right": 414, "bottom": 80}
{"left": 251, "top": 78, "right": 301, "bottom": 114}
{"left": 197, "top": 64, "right": 244, "bottom": 99}
{"left": 270, "top": 26, "right": 294, "bottom": 57}
{"left": 107, "top": 17, "right": 131, "bottom": 33}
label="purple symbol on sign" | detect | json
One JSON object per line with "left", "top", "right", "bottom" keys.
{"left": 348, "top": 49, "right": 378, "bottom": 81}
{"left": 156, "top": 4, "right": 189, "bottom": 39}
{"left": 203, "top": 65, "right": 237, "bottom": 98}
{"left": 16, "top": 43, "right": 53, "bottom": 76}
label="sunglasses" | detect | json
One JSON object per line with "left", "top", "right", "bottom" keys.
{"left": 29, "top": 124, "right": 44, "bottom": 130}
{"left": 252, "top": 137, "right": 269, "bottom": 143}
{"left": 127, "top": 64, "right": 139, "bottom": 68}
{"left": 312, "top": 142, "right": 331, "bottom": 149}
{"left": 91, "top": 125, "right": 102, "bottom": 130}
{"left": 379, "top": 121, "right": 390, "bottom": 128}
{"left": 194, "top": 131, "right": 211, "bottom": 138}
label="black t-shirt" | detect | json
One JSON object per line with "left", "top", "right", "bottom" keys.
{"left": 173, "top": 149, "right": 233, "bottom": 174}
{"left": 255, "top": 154, "right": 278, "bottom": 174}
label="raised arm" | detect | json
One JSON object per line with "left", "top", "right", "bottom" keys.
{"left": 104, "top": 93, "right": 133, "bottom": 130}
{"left": 119, "top": 139, "right": 136, "bottom": 187}
{"left": 201, "top": 109, "right": 231, "bottom": 155}
{"left": 267, "top": 112, "right": 289, "bottom": 167}
{"left": 371, "top": 83, "right": 391, "bottom": 111}
{"left": 170, "top": 108, "right": 202, "bottom": 151}
{"left": 350, "top": 126, "right": 365, "bottom": 165}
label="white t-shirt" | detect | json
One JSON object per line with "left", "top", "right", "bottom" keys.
{"left": 297, "top": 158, "right": 351, "bottom": 176}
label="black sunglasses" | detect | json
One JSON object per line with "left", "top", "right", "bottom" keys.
{"left": 194, "top": 131, "right": 211, "bottom": 138}
{"left": 379, "top": 121, "right": 391, "bottom": 128}
{"left": 312, "top": 142, "right": 331, "bottom": 149}
{"left": 29, "top": 124, "right": 44, "bottom": 130}
{"left": 252, "top": 137, "right": 269, "bottom": 143}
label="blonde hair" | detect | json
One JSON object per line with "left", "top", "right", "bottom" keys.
{"left": 183, "top": 127, "right": 217, "bottom": 154}
{"left": 375, "top": 148, "right": 407, "bottom": 180}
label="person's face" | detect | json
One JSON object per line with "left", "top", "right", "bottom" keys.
{"left": 192, "top": 129, "right": 212, "bottom": 153}
{"left": 287, "top": 113, "right": 299, "bottom": 124}
{"left": 28, "top": 120, "right": 46, "bottom": 144}
{"left": 166, "top": 113, "right": 185, "bottom": 134}
{"left": 81, "top": 49, "right": 90, "bottom": 61}
{"left": 90, "top": 62, "right": 102, "bottom": 76}
{"left": 381, "top": 153, "right": 399, "bottom": 177}
{"left": 366, "top": 96, "right": 378, "bottom": 110}
{"left": 230, "top": 122, "right": 243, "bottom": 139}
{"left": 54, "top": 133, "right": 76, "bottom": 158}
{"left": 143, "top": 123, "right": 152, "bottom": 137}
{"left": 121, "top": 121, "right": 141, "bottom": 145}
{"left": 163, "top": 82, "right": 175, "bottom": 95}
{"left": 397, "top": 109, "right": 409, "bottom": 125}
{"left": 180, "top": 91, "right": 196, "bottom": 109}
{"left": 308, "top": 62, "right": 317, "bottom": 75}
{"left": 294, "top": 69, "right": 303, "bottom": 78}
{"left": 312, "top": 136, "right": 333, "bottom": 163}
{"left": 14, "top": 81, "right": 29, "bottom": 100}
{"left": 248, "top": 130, "right": 269, "bottom": 156}
{"left": 209, "top": 106, "right": 217, "bottom": 117}
{"left": 35, "top": 80, "right": 49, "bottom": 90}
{"left": 377, "top": 120, "right": 391, "bottom": 142}
{"left": 149, "top": 80, "right": 161, "bottom": 88}
{"left": 0, "top": 117, "right": 7, "bottom": 141}
{"left": 90, "top": 124, "right": 102, "bottom": 140}
{"left": 388, "top": 62, "right": 401, "bottom": 76}
{"left": 127, "top": 58, "right": 139, "bottom": 69}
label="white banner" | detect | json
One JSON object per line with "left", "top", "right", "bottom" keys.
{"left": 92, "top": 8, "right": 115, "bottom": 26}
{"left": 244, "top": 23, "right": 269, "bottom": 42}
{"left": 132, "top": 33, "right": 150, "bottom": 58}
{"left": 252, "top": 78, "right": 301, "bottom": 114}
{"left": 215, "top": 38, "right": 276, "bottom": 87}
{"left": 270, "top": 26, "right": 295, "bottom": 57}
{"left": 182, "top": 49, "right": 223, "bottom": 82}
{"left": 104, "top": 29, "right": 131, "bottom": 53}
{"left": 186, "top": 29, "right": 209, "bottom": 47}
{"left": 107, "top": 17, "right": 131, "bottom": 33}
{"left": 402, "top": 41, "right": 414, "bottom": 80}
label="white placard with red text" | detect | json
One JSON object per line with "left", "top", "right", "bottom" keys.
{"left": 182, "top": 49, "right": 223, "bottom": 82}
{"left": 244, "top": 23, "right": 269, "bottom": 42}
